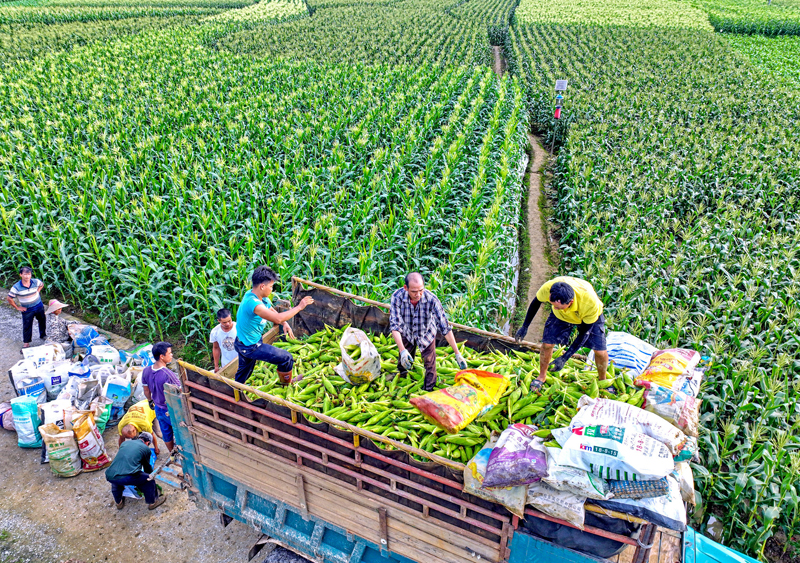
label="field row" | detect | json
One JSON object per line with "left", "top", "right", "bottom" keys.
{"left": 210, "top": 0, "right": 517, "bottom": 66}
{"left": 509, "top": 15, "right": 800, "bottom": 555}
{"left": 726, "top": 33, "right": 800, "bottom": 87}
{"left": 0, "top": 0, "right": 253, "bottom": 24}
{"left": 0, "top": 29, "right": 527, "bottom": 341}
{"left": 515, "top": 0, "right": 712, "bottom": 30}
{"left": 696, "top": 0, "right": 800, "bottom": 36}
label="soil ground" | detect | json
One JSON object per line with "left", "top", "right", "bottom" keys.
{"left": 521, "top": 133, "right": 552, "bottom": 343}
{"left": 492, "top": 46, "right": 505, "bottom": 77}
{"left": 0, "top": 297, "right": 308, "bottom": 563}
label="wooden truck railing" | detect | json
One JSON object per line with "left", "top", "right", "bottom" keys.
{"left": 165, "top": 278, "right": 667, "bottom": 563}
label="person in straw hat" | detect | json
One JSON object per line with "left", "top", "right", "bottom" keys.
{"left": 45, "top": 298, "right": 76, "bottom": 359}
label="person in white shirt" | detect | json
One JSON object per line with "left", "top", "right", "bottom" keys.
{"left": 210, "top": 308, "right": 238, "bottom": 372}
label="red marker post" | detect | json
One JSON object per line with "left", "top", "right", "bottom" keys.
{"left": 551, "top": 80, "right": 568, "bottom": 155}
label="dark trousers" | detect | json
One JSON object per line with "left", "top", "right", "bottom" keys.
{"left": 398, "top": 336, "right": 437, "bottom": 391}
{"left": 233, "top": 337, "right": 294, "bottom": 384}
{"left": 108, "top": 471, "right": 157, "bottom": 504}
{"left": 21, "top": 304, "right": 46, "bottom": 344}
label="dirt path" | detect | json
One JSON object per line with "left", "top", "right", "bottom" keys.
{"left": 0, "top": 297, "right": 311, "bottom": 563}
{"left": 521, "top": 133, "right": 552, "bottom": 343}
{"left": 492, "top": 45, "right": 504, "bottom": 77}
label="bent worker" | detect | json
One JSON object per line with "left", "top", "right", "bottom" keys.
{"left": 515, "top": 277, "right": 608, "bottom": 392}
{"left": 105, "top": 431, "right": 166, "bottom": 510}
{"left": 142, "top": 342, "right": 181, "bottom": 453}
{"left": 118, "top": 401, "right": 160, "bottom": 456}
{"left": 233, "top": 266, "right": 314, "bottom": 386}
{"left": 390, "top": 272, "right": 467, "bottom": 392}
{"left": 44, "top": 299, "right": 76, "bottom": 359}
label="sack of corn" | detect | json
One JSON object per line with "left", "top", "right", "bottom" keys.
{"left": 640, "top": 380, "right": 701, "bottom": 437}
{"left": 482, "top": 424, "right": 548, "bottom": 488}
{"left": 558, "top": 424, "right": 675, "bottom": 481}
{"left": 543, "top": 444, "right": 612, "bottom": 500}
{"left": 636, "top": 348, "right": 700, "bottom": 389}
{"left": 410, "top": 370, "right": 509, "bottom": 434}
{"left": 463, "top": 435, "right": 527, "bottom": 518}
{"left": 335, "top": 328, "right": 381, "bottom": 385}
{"left": 570, "top": 396, "right": 691, "bottom": 457}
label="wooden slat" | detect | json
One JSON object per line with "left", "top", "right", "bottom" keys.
{"left": 195, "top": 434, "right": 501, "bottom": 563}
{"left": 187, "top": 399, "right": 505, "bottom": 524}
{"left": 195, "top": 432, "right": 503, "bottom": 552}
{"left": 182, "top": 382, "right": 472, "bottom": 493}
{"left": 191, "top": 419, "right": 504, "bottom": 538}
{"left": 178, "top": 359, "right": 464, "bottom": 471}
{"left": 291, "top": 277, "right": 591, "bottom": 360}
{"left": 197, "top": 440, "right": 498, "bottom": 563}
{"left": 617, "top": 529, "right": 682, "bottom": 563}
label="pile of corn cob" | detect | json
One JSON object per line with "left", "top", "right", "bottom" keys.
{"left": 244, "top": 326, "right": 645, "bottom": 463}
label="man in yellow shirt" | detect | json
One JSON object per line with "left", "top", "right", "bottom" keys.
{"left": 515, "top": 277, "right": 608, "bottom": 392}
{"left": 118, "top": 400, "right": 160, "bottom": 455}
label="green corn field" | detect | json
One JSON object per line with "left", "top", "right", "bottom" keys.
{"left": 0, "top": 0, "right": 799, "bottom": 557}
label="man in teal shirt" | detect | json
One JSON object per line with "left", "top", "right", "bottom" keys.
{"left": 233, "top": 266, "right": 314, "bottom": 385}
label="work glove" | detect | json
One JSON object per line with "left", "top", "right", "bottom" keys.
{"left": 400, "top": 349, "right": 413, "bottom": 370}
{"left": 514, "top": 325, "right": 528, "bottom": 343}
{"left": 548, "top": 356, "right": 568, "bottom": 373}
{"left": 455, "top": 353, "right": 467, "bottom": 370}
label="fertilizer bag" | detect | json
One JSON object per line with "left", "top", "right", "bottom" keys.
{"left": 39, "top": 399, "right": 72, "bottom": 463}
{"left": 72, "top": 411, "right": 111, "bottom": 471}
{"left": 90, "top": 397, "right": 113, "bottom": 433}
{"left": 587, "top": 332, "right": 657, "bottom": 377}
{"left": 40, "top": 399, "right": 72, "bottom": 427}
{"left": 463, "top": 436, "right": 527, "bottom": 518}
{"left": 636, "top": 348, "right": 700, "bottom": 389}
{"left": 68, "top": 324, "right": 100, "bottom": 349}
{"left": 0, "top": 403, "right": 14, "bottom": 431}
{"left": 87, "top": 344, "right": 120, "bottom": 365}
{"left": 560, "top": 425, "right": 674, "bottom": 481}
{"left": 483, "top": 424, "right": 548, "bottom": 488}
{"left": 11, "top": 395, "right": 42, "bottom": 448}
{"left": 543, "top": 445, "right": 611, "bottom": 500}
{"left": 593, "top": 475, "right": 686, "bottom": 531}
{"left": 40, "top": 423, "right": 81, "bottom": 477}
{"left": 103, "top": 373, "right": 132, "bottom": 409}
{"left": 411, "top": 370, "right": 509, "bottom": 433}
{"left": 74, "top": 377, "right": 102, "bottom": 410}
{"left": 119, "top": 343, "right": 155, "bottom": 367}
{"left": 21, "top": 343, "right": 64, "bottom": 367}
{"left": 335, "top": 328, "right": 381, "bottom": 385}
{"left": 527, "top": 480, "right": 586, "bottom": 530}
{"left": 41, "top": 361, "right": 72, "bottom": 400}
{"left": 571, "top": 396, "right": 690, "bottom": 457}
{"left": 641, "top": 380, "right": 701, "bottom": 437}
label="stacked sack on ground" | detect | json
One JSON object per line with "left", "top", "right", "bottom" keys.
{"left": 466, "top": 342, "right": 704, "bottom": 532}
{"left": 3, "top": 328, "right": 156, "bottom": 478}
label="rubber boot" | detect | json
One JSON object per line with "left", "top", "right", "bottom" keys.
{"left": 277, "top": 370, "right": 293, "bottom": 386}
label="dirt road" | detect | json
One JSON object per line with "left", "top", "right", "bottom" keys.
{"left": 0, "top": 298, "right": 307, "bottom": 563}
{"left": 522, "top": 134, "right": 553, "bottom": 342}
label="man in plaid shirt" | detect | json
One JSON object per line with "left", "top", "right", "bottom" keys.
{"left": 389, "top": 273, "right": 467, "bottom": 391}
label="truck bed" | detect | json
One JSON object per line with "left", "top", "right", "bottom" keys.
{"left": 166, "top": 278, "right": 666, "bottom": 563}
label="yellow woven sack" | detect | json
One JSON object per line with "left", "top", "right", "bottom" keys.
{"left": 410, "top": 370, "right": 509, "bottom": 434}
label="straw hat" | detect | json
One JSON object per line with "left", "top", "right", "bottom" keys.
{"left": 45, "top": 299, "right": 68, "bottom": 315}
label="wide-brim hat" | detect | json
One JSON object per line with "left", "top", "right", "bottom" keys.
{"left": 45, "top": 299, "right": 68, "bottom": 315}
